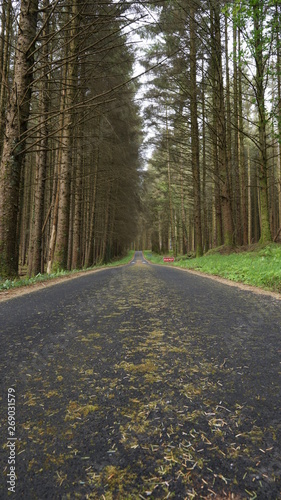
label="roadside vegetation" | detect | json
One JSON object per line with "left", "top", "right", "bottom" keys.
{"left": 144, "top": 244, "right": 281, "bottom": 294}
{"left": 0, "top": 251, "right": 135, "bottom": 293}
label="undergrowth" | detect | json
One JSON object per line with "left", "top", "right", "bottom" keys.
{"left": 144, "top": 244, "right": 281, "bottom": 293}
{"left": 0, "top": 251, "right": 135, "bottom": 292}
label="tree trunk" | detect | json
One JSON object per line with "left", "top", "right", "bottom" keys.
{"left": 253, "top": 3, "right": 272, "bottom": 243}
{"left": 53, "top": 112, "right": 71, "bottom": 270}
{"left": 100, "top": 182, "right": 112, "bottom": 263}
{"left": 212, "top": 1, "right": 234, "bottom": 247}
{"left": 84, "top": 160, "right": 98, "bottom": 267}
{"left": 0, "top": 0, "right": 12, "bottom": 157}
{"left": 238, "top": 28, "right": 248, "bottom": 246}
{"left": 202, "top": 59, "right": 209, "bottom": 252}
{"left": 71, "top": 140, "right": 83, "bottom": 269}
{"left": 233, "top": 22, "right": 242, "bottom": 245}
{"left": 190, "top": 5, "right": 203, "bottom": 257}
{"left": 276, "top": 4, "right": 281, "bottom": 229}
{"left": 0, "top": 0, "right": 39, "bottom": 278}
{"left": 180, "top": 162, "right": 188, "bottom": 253}
{"left": 52, "top": 1, "right": 79, "bottom": 270}
{"left": 28, "top": 0, "right": 50, "bottom": 276}
{"left": 166, "top": 109, "right": 176, "bottom": 256}
{"left": 248, "top": 145, "right": 252, "bottom": 245}
{"left": 46, "top": 183, "right": 59, "bottom": 274}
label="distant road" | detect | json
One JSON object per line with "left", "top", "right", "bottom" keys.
{"left": 0, "top": 251, "right": 280, "bottom": 498}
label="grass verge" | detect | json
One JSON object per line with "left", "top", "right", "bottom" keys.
{"left": 144, "top": 244, "right": 281, "bottom": 293}
{"left": 0, "top": 250, "right": 135, "bottom": 292}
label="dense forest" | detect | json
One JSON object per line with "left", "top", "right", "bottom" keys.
{"left": 0, "top": 0, "right": 142, "bottom": 278}
{"left": 0, "top": 0, "right": 281, "bottom": 278}
{"left": 139, "top": 0, "right": 281, "bottom": 257}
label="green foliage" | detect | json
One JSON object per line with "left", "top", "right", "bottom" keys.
{"left": 225, "top": 0, "right": 277, "bottom": 57}
{"left": 0, "top": 270, "right": 68, "bottom": 291}
{"left": 144, "top": 244, "right": 281, "bottom": 293}
{"left": 105, "top": 250, "right": 135, "bottom": 267}
{"left": 0, "top": 251, "right": 135, "bottom": 292}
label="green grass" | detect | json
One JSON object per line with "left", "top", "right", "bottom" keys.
{"left": 0, "top": 250, "right": 135, "bottom": 292}
{"left": 144, "top": 244, "right": 281, "bottom": 293}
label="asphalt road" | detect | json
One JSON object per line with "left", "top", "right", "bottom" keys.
{"left": 0, "top": 251, "right": 281, "bottom": 499}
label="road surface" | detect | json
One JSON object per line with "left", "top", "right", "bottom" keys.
{"left": 0, "top": 251, "right": 280, "bottom": 499}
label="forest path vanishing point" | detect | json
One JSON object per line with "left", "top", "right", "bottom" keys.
{"left": 0, "top": 252, "right": 281, "bottom": 499}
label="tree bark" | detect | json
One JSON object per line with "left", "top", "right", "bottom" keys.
{"left": 52, "top": 0, "right": 79, "bottom": 270}
{"left": 238, "top": 28, "right": 248, "bottom": 245}
{"left": 253, "top": 2, "right": 272, "bottom": 243}
{"left": 190, "top": 5, "right": 203, "bottom": 257}
{"left": 0, "top": 0, "right": 39, "bottom": 277}
{"left": 28, "top": 0, "right": 50, "bottom": 276}
{"left": 166, "top": 108, "right": 176, "bottom": 256}
{"left": 212, "top": 1, "right": 234, "bottom": 247}
{"left": 0, "top": 0, "right": 12, "bottom": 157}
{"left": 71, "top": 140, "right": 83, "bottom": 269}
{"left": 276, "top": 4, "right": 281, "bottom": 230}
{"left": 233, "top": 21, "right": 242, "bottom": 245}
